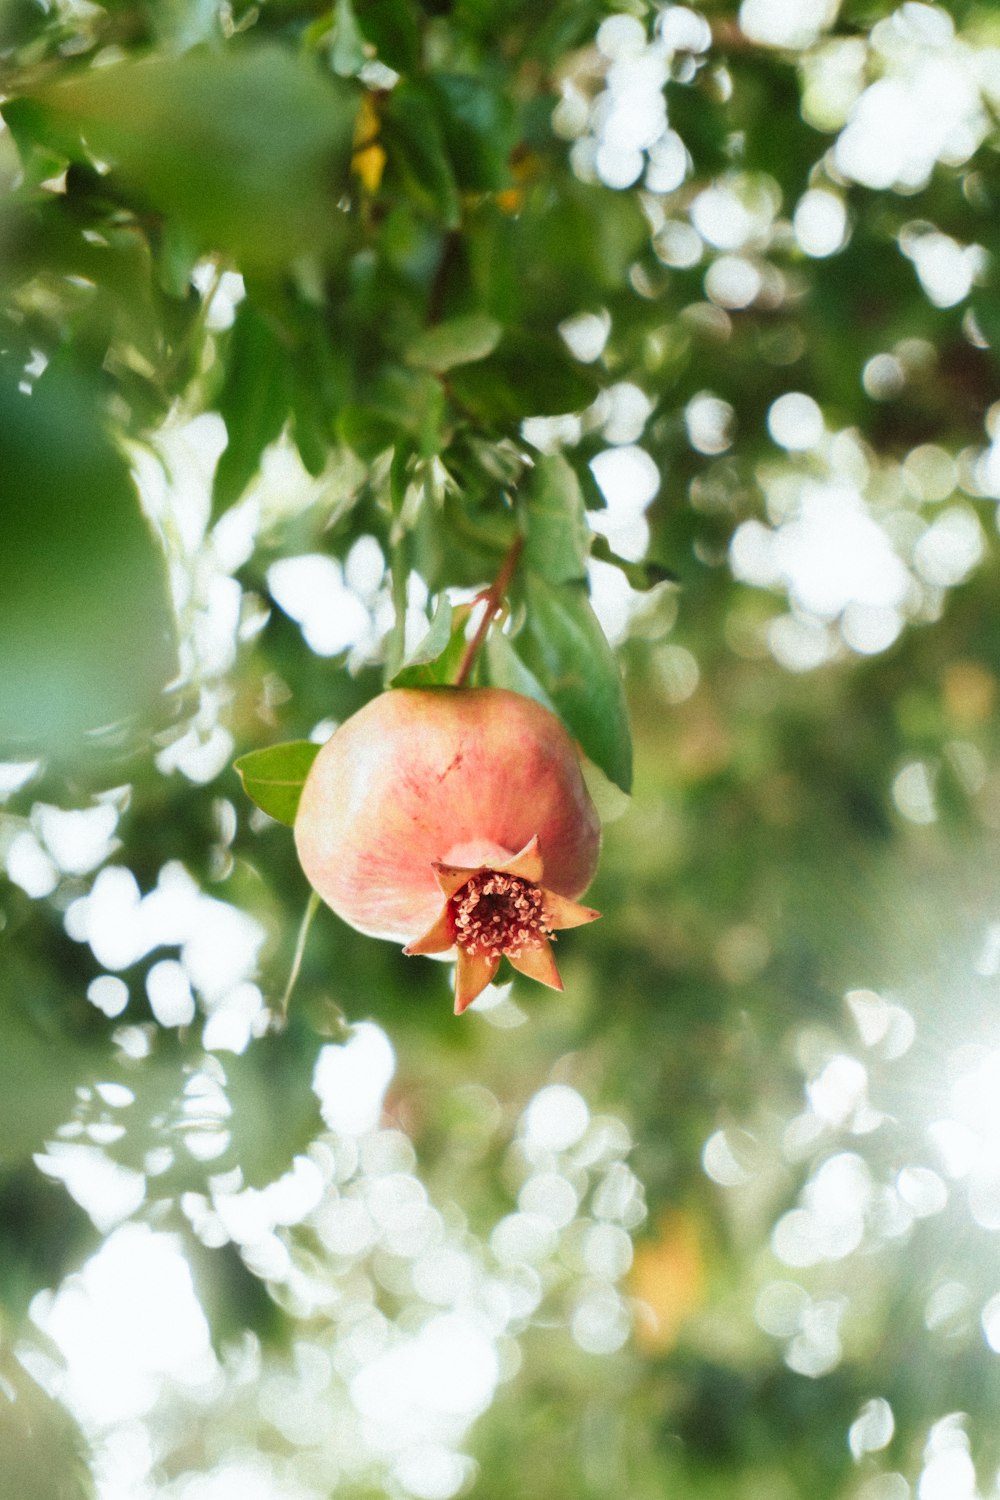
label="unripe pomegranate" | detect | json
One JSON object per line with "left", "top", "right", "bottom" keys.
{"left": 294, "top": 687, "right": 601, "bottom": 1012}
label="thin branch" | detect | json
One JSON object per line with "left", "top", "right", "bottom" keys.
{"left": 162, "top": 258, "right": 224, "bottom": 388}
{"left": 428, "top": 230, "right": 461, "bottom": 327}
{"left": 453, "top": 533, "right": 524, "bottom": 688}
{"left": 279, "top": 888, "right": 321, "bottom": 1018}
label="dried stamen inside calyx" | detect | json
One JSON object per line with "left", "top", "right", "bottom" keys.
{"left": 452, "top": 872, "right": 552, "bottom": 960}
{"left": 403, "top": 835, "right": 601, "bottom": 1015}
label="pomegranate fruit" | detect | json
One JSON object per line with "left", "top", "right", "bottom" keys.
{"left": 293, "top": 686, "right": 601, "bottom": 1012}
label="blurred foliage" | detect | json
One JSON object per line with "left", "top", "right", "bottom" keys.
{"left": 2, "top": 0, "right": 1000, "bottom": 1496}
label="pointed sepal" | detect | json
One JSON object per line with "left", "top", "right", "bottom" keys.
{"left": 404, "top": 906, "right": 456, "bottom": 956}
{"left": 432, "top": 861, "right": 477, "bottom": 899}
{"left": 541, "top": 890, "right": 601, "bottom": 932}
{"left": 455, "top": 949, "right": 500, "bottom": 1014}
{"left": 501, "top": 834, "right": 544, "bottom": 884}
{"left": 507, "top": 938, "right": 563, "bottom": 991}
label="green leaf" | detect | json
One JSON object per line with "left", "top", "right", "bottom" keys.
{"left": 213, "top": 300, "right": 291, "bottom": 517}
{"left": 580, "top": 754, "right": 632, "bottom": 824}
{"left": 970, "top": 291, "right": 1000, "bottom": 369}
{"left": 183, "top": 1235, "right": 289, "bottom": 1354}
{"left": 512, "top": 574, "right": 632, "bottom": 792}
{"left": 431, "top": 72, "right": 517, "bottom": 193}
{"left": 0, "top": 1340, "right": 95, "bottom": 1500}
{"left": 390, "top": 599, "right": 474, "bottom": 687}
{"left": 328, "top": 0, "right": 368, "bottom": 76}
{"left": 467, "top": 178, "right": 648, "bottom": 327}
{"left": 354, "top": 0, "right": 421, "bottom": 73}
{"left": 389, "top": 594, "right": 452, "bottom": 681}
{"left": 290, "top": 368, "right": 331, "bottom": 478}
{"left": 337, "top": 402, "right": 399, "bottom": 461}
{"left": 158, "top": 218, "right": 202, "bottom": 299}
{"left": 338, "top": 367, "right": 445, "bottom": 460}
{"left": 0, "top": 359, "right": 178, "bottom": 757}
{"left": 406, "top": 313, "right": 502, "bottom": 372}
{"left": 481, "top": 628, "right": 556, "bottom": 708}
{"left": 219, "top": 1021, "right": 327, "bottom": 1186}
{"left": 9, "top": 46, "right": 358, "bottom": 267}
{"left": 381, "top": 81, "right": 461, "bottom": 229}
{"left": 448, "top": 331, "right": 599, "bottom": 423}
{"left": 522, "top": 453, "right": 590, "bottom": 584}
{"left": 0, "top": 957, "right": 82, "bottom": 1169}
{"left": 0, "top": 1166, "right": 97, "bottom": 1325}
{"left": 234, "top": 740, "right": 320, "bottom": 826}
{"left": 288, "top": 312, "right": 349, "bottom": 477}
{"left": 589, "top": 535, "right": 679, "bottom": 589}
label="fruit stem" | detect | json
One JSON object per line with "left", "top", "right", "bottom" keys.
{"left": 453, "top": 533, "right": 524, "bottom": 688}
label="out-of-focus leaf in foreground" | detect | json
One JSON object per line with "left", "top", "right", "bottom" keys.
{"left": 0, "top": 1342, "right": 94, "bottom": 1500}
{"left": 4, "top": 47, "right": 358, "bottom": 267}
{"left": 0, "top": 360, "right": 177, "bottom": 756}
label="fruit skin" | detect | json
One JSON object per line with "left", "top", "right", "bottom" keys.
{"left": 293, "top": 686, "right": 601, "bottom": 946}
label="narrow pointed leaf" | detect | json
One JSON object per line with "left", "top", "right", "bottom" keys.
{"left": 481, "top": 629, "right": 556, "bottom": 708}
{"left": 390, "top": 601, "right": 473, "bottom": 688}
{"left": 522, "top": 452, "right": 590, "bottom": 584}
{"left": 389, "top": 597, "right": 452, "bottom": 683}
{"left": 382, "top": 81, "right": 461, "bottom": 229}
{"left": 213, "top": 300, "right": 291, "bottom": 518}
{"left": 448, "top": 332, "right": 599, "bottom": 422}
{"left": 512, "top": 574, "right": 633, "bottom": 793}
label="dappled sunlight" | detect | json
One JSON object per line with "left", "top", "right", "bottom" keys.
{"left": 35, "top": 1143, "right": 147, "bottom": 1236}
{"left": 702, "top": 893, "right": 1000, "bottom": 1490}
{"left": 30, "top": 1224, "right": 219, "bottom": 1428}
{"left": 18, "top": 1022, "right": 646, "bottom": 1500}
{"left": 793, "top": 188, "right": 848, "bottom": 259}
{"left": 830, "top": 7, "right": 993, "bottom": 192}
{"left": 548, "top": 0, "right": 1000, "bottom": 685}
{"left": 730, "top": 423, "right": 987, "bottom": 667}
{"left": 555, "top": 9, "right": 709, "bottom": 193}
{"left": 63, "top": 859, "right": 268, "bottom": 1047}
{"left": 740, "top": 0, "right": 839, "bottom": 51}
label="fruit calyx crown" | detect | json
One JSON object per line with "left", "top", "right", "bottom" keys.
{"left": 404, "top": 835, "right": 600, "bottom": 1014}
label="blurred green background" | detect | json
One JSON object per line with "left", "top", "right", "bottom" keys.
{"left": 2, "top": 1, "right": 1000, "bottom": 1497}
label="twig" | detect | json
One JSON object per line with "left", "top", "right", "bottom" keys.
{"left": 428, "top": 230, "right": 461, "bottom": 327}
{"left": 279, "top": 888, "right": 321, "bottom": 1018}
{"left": 162, "top": 259, "right": 224, "bottom": 388}
{"left": 453, "top": 533, "right": 524, "bottom": 688}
